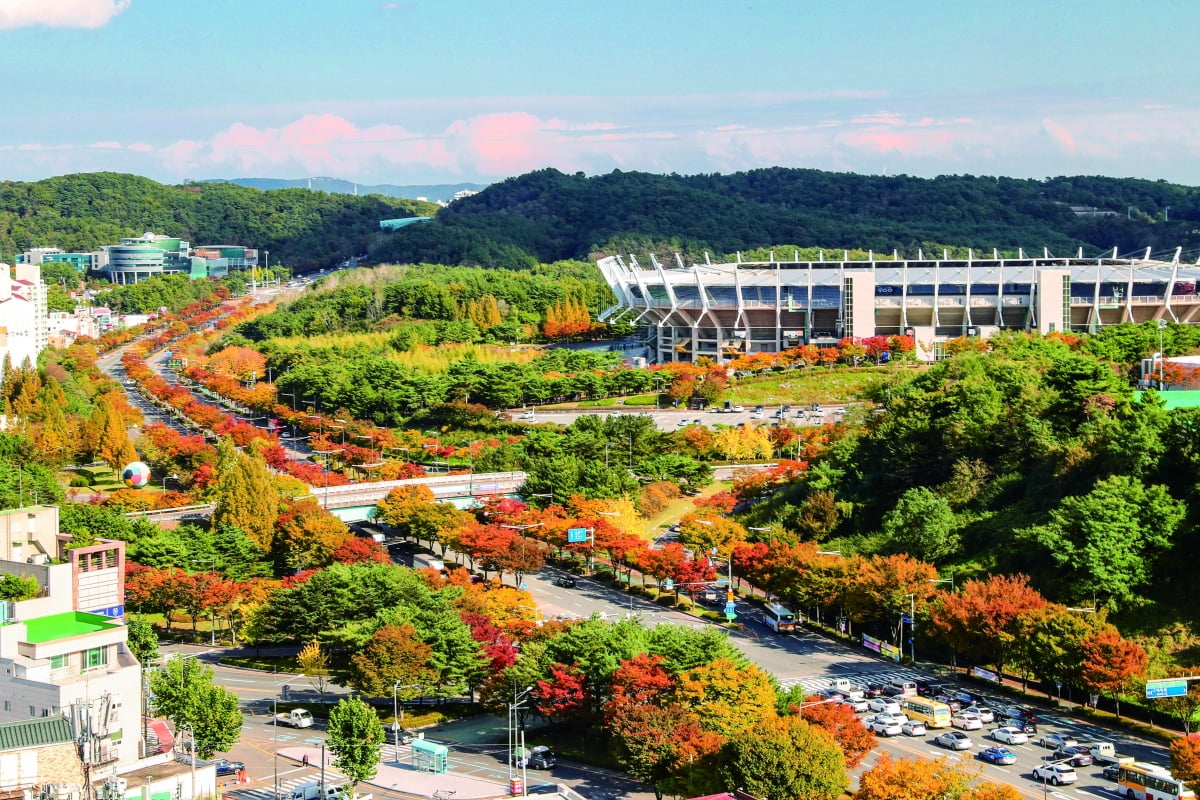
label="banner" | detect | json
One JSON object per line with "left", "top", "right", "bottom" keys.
{"left": 879, "top": 641, "right": 902, "bottom": 661}
{"left": 971, "top": 666, "right": 1001, "bottom": 683}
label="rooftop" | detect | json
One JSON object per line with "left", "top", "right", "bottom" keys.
{"left": 0, "top": 716, "right": 73, "bottom": 751}
{"left": 20, "top": 611, "right": 121, "bottom": 643}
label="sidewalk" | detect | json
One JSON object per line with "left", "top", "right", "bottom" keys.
{"left": 279, "top": 746, "right": 510, "bottom": 800}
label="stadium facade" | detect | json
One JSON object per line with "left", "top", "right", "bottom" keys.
{"left": 597, "top": 248, "right": 1200, "bottom": 363}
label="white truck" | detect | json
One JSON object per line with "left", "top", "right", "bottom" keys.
{"left": 288, "top": 783, "right": 343, "bottom": 800}
{"left": 274, "top": 708, "right": 314, "bottom": 728}
{"left": 1080, "top": 740, "right": 1134, "bottom": 766}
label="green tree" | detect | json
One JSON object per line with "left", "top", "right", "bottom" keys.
{"left": 211, "top": 438, "right": 277, "bottom": 550}
{"left": 1021, "top": 475, "right": 1185, "bottom": 608}
{"left": 297, "top": 639, "right": 332, "bottom": 706}
{"left": 125, "top": 615, "right": 160, "bottom": 666}
{"left": 148, "top": 655, "right": 242, "bottom": 758}
{"left": 347, "top": 624, "right": 437, "bottom": 700}
{"left": 326, "top": 696, "right": 385, "bottom": 789}
{"left": 881, "top": 487, "right": 960, "bottom": 562}
{"left": 0, "top": 573, "right": 40, "bottom": 601}
{"left": 719, "top": 715, "right": 847, "bottom": 800}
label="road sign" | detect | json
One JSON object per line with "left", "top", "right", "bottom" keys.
{"left": 663, "top": 578, "right": 674, "bottom": 591}
{"left": 724, "top": 601, "right": 736, "bottom": 614}
{"left": 1146, "top": 678, "right": 1189, "bottom": 698}
{"left": 566, "top": 527, "right": 589, "bottom": 544}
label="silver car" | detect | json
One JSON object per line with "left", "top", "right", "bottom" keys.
{"left": 935, "top": 731, "right": 973, "bottom": 750}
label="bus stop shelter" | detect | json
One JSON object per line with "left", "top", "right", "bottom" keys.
{"left": 411, "top": 738, "right": 449, "bottom": 774}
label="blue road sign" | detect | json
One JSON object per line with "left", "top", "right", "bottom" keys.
{"left": 1146, "top": 678, "right": 1188, "bottom": 698}
{"left": 567, "top": 527, "right": 589, "bottom": 544}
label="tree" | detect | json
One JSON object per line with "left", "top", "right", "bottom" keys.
{"left": 854, "top": 753, "right": 973, "bottom": 800}
{"left": 926, "top": 574, "right": 1048, "bottom": 671}
{"left": 719, "top": 715, "right": 847, "bottom": 800}
{"left": 1021, "top": 475, "right": 1184, "bottom": 608}
{"left": 1160, "top": 671, "right": 1200, "bottom": 734}
{"left": 147, "top": 655, "right": 242, "bottom": 758}
{"left": 211, "top": 438, "right": 277, "bottom": 550}
{"left": 673, "top": 657, "right": 776, "bottom": 738}
{"left": 347, "top": 624, "right": 437, "bottom": 700}
{"left": 881, "top": 487, "right": 960, "bottom": 562}
{"left": 1081, "top": 630, "right": 1147, "bottom": 718}
{"left": 1170, "top": 736, "right": 1200, "bottom": 792}
{"left": 125, "top": 615, "right": 160, "bottom": 666}
{"left": 95, "top": 400, "right": 136, "bottom": 472}
{"left": 797, "top": 695, "right": 877, "bottom": 767}
{"left": 326, "top": 696, "right": 385, "bottom": 789}
{"left": 297, "top": 639, "right": 332, "bottom": 705}
{"left": 274, "top": 499, "right": 352, "bottom": 571}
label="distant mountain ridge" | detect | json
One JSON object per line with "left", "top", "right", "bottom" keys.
{"left": 201, "top": 176, "right": 489, "bottom": 203}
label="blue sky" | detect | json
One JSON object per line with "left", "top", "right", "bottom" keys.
{"left": 2, "top": 0, "right": 1198, "bottom": 186}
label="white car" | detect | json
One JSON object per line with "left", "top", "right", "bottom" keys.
{"left": 870, "top": 716, "right": 903, "bottom": 736}
{"left": 676, "top": 418, "right": 690, "bottom": 427}
{"left": 952, "top": 712, "right": 984, "bottom": 731}
{"left": 867, "top": 698, "right": 901, "bottom": 714}
{"left": 901, "top": 719, "right": 927, "bottom": 737}
{"left": 968, "top": 705, "right": 995, "bottom": 723}
{"left": 519, "top": 411, "right": 535, "bottom": 419}
{"left": 1032, "top": 763, "right": 1078, "bottom": 786}
{"left": 990, "top": 726, "right": 1029, "bottom": 745}
{"left": 732, "top": 405, "right": 745, "bottom": 413}
{"left": 841, "top": 697, "right": 869, "bottom": 713}
{"left": 935, "top": 731, "right": 973, "bottom": 750}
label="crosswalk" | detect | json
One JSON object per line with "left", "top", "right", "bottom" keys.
{"left": 779, "top": 667, "right": 927, "bottom": 696}
{"left": 228, "top": 775, "right": 346, "bottom": 800}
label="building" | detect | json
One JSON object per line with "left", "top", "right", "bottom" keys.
{"left": 0, "top": 507, "right": 142, "bottom": 778}
{"left": 0, "top": 263, "right": 49, "bottom": 375}
{"left": 0, "top": 716, "right": 85, "bottom": 799}
{"left": 598, "top": 248, "right": 1200, "bottom": 363}
{"left": 191, "top": 246, "right": 258, "bottom": 278}
{"left": 17, "top": 249, "right": 104, "bottom": 275}
{"left": 102, "top": 234, "right": 194, "bottom": 285}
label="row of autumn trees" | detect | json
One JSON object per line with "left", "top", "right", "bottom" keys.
{"left": 375, "top": 481, "right": 1172, "bottom": 723}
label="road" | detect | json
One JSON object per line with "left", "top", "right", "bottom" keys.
{"left": 184, "top": 556, "right": 1171, "bottom": 800}
{"left": 516, "top": 405, "right": 844, "bottom": 433}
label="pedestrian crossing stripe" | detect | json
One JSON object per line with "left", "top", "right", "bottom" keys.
{"left": 778, "top": 668, "right": 927, "bottom": 694}
{"left": 228, "top": 776, "right": 347, "bottom": 800}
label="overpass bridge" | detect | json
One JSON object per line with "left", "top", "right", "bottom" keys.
{"left": 129, "top": 471, "right": 527, "bottom": 524}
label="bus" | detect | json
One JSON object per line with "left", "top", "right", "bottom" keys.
{"left": 901, "top": 696, "right": 953, "bottom": 728}
{"left": 762, "top": 602, "right": 798, "bottom": 633}
{"left": 1119, "top": 764, "right": 1196, "bottom": 800}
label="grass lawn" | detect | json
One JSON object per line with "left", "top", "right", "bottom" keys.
{"left": 639, "top": 480, "right": 732, "bottom": 538}
{"left": 725, "top": 367, "right": 910, "bottom": 406}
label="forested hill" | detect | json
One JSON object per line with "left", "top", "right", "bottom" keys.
{"left": 0, "top": 172, "right": 439, "bottom": 269}
{"left": 376, "top": 167, "right": 1200, "bottom": 268}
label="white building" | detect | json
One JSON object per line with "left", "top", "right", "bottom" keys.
{"left": 0, "top": 263, "right": 48, "bottom": 375}
{"left": 598, "top": 247, "right": 1200, "bottom": 363}
{"left": 0, "top": 506, "right": 142, "bottom": 781}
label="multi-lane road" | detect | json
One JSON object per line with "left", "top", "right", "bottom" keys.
{"left": 515, "top": 404, "right": 842, "bottom": 433}
{"left": 187, "top": 557, "right": 1170, "bottom": 800}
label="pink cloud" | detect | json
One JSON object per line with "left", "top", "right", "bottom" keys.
{"left": 840, "top": 130, "right": 956, "bottom": 155}
{"left": 1042, "top": 119, "right": 1077, "bottom": 153}
{"left": 0, "top": 0, "right": 130, "bottom": 30}
{"left": 89, "top": 141, "right": 122, "bottom": 149}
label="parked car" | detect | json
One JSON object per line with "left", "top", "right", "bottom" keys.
{"left": 553, "top": 575, "right": 577, "bottom": 588}
{"left": 867, "top": 698, "right": 901, "bottom": 714}
{"left": 1053, "top": 746, "right": 1094, "bottom": 767}
{"left": 935, "top": 731, "right": 973, "bottom": 750}
{"left": 901, "top": 719, "right": 927, "bottom": 737}
{"left": 871, "top": 716, "right": 903, "bottom": 736}
{"left": 211, "top": 759, "right": 245, "bottom": 777}
{"left": 952, "top": 712, "right": 984, "bottom": 731}
{"left": 979, "top": 747, "right": 1018, "bottom": 766}
{"left": 990, "top": 726, "right": 1030, "bottom": 745}
{"left": 1032, "top": 763, "right": 1078, "bottom": 786}
{"left": 1039, "top": 733, "right": 1078, "bottom": 750}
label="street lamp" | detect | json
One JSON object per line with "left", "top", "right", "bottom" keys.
{"left": 191, "top": 558, "right": 219, "bottom": 645}
{"left": 1158, "top": 319, "right": 1168, "bottom": 389}
{"left": 904, "top": 593, "right": 917, "bottom": 664}
{"left": 530, "top": 492, "right": 554, "bottom": 508}
{"left": 501, "top": 522, "right": 543, "bottom": 584}
{"left": 508, "top": 685, "right": 535, "bottom": 795}
{"left": 162, "top": 473, "right": 180, "bottom": 493}
{"left": 796, "top": 696, "right": 841, "bottom": 719}
{"left": 392, "top": 682, "right": 421, "bottom": 760}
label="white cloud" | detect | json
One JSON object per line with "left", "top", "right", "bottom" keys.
{"left": 0, "top": 0, "right": 130, "bottom": 30}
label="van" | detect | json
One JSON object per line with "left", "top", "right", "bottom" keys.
{"left": 289, "top": 783, "right": 343, "bottom": 800}
{"left": 888, "top": 680, "right": 918, "bottom": 697}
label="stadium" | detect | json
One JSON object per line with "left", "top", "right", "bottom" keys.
{"left": 597, "top": 248, "right": 1200, "bottom": 363}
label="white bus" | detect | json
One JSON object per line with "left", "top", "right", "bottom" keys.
{"left": 762, "top": 602, "right": 798, "bottom": 633}
{"left": 1119, "top": 763, "right": 1197, "bottom": 800}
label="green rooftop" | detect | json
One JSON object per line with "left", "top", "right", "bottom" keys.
{"left": 22, "top": 611, "right": 119, "bottom": 643}
{"left": 0, "top": 716, "right": 73, "bottom": 751}
{"left": 1134, "top": 389, "right": 1200, "bottom": 410}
